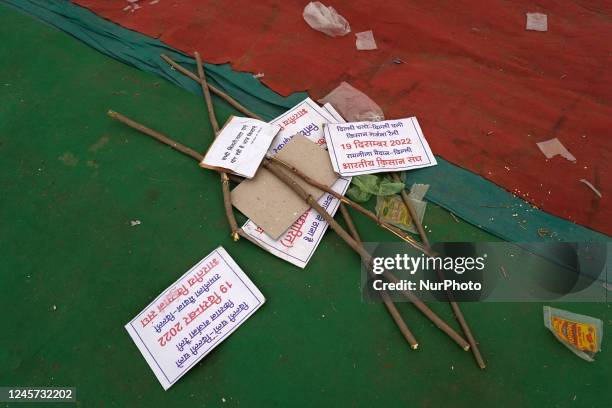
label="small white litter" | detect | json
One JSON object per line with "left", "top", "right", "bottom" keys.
{"left": 253, "top": 72, "right": 265, "bottom": 79}
{"left": 303, "top": 2, "right": 351, "bottom": 37}
{"left": 536, "top": 138, "right": 576, "bottom": 162}
{"left": 526, "top": 12, "right": 548, "bottom": 32}
{"left": 355, "top": 30, "right": 377, "bottom": 50}
{"left": 130, "top": 220, "right": 142, "bottom": 227}
{"left": 579, "top": 179, "right": 602, "bottom": 198}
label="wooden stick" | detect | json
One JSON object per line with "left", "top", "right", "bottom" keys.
{"left": 107, "top": 111, "right": 469, "bottom": 351}
{"left": 107, "top": 110, "right": 203, "bottom": 161}
{"left": 160, "top": 54, "right": 262, "bottom": 120}
{"left": 340, "top": 204, "right": 419, "bottom": 350}
{"left": 268, "top": 156, "right": 429, "bottom": 254}
{"left": 262, "top": 160, "right": 470, "bottom": 351}
{"left": 393, "top": 176, "right": 486, "bottom": 368}
{"left": 446, "top": 289, "right": 486, "bottom": 368}
{"left": 194, "top": 51, "right": 219, "bottom": 133}
{"left": 391, "top": 173, "right": 430, "bottom": 248}
{"left": 193, "top": 52, "right": 240, "bottom": 242}
{"left": 339, "top": 204, "right": 361, "bottom": 242}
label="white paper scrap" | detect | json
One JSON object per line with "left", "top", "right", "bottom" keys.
{"left": 324, "top": 117, "right": 437, "bottom": 176}
{"left": 355, "top": 30, "right": 378, "bottom": 50}
{"left": 526, "top": 13, "right": 548, "bottom": 32}
{"left": 125, "top": 246, "right": 265, "bottom": 390}
{"left": 200, "top": 116, "right": 280, "bottom": 178}
{"left": 536, "top": 138, "right": 576, "bottom": 162}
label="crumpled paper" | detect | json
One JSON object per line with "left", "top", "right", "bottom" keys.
{"left": 355, "top": 30, "right": 377, "bottom": 50}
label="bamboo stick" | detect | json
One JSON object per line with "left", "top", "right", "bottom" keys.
{"left": 160, "top": 54, "right": 262, "bottom": 120}
{"left": 391, "top": 173, "right": 430, "bottom": 248}
{"left": 194, "top": 51, "right": 219, "bottom": 133}
{"left": 107, "top": 110, "right": 203, "bottom": 161}
{"left": 193, "top": 51, "right": 240, "bottom": 242}
{"left": 340, "top": 204, "right": 419, "bottom": 350}
{"left": 107, "top": 111, "right": 469, "bottom": 351}
{"left": 392, "top": 176, "right": 486, "bottom": 368}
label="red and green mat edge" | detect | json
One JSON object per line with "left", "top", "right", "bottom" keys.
{"left": 4, "top": 0, "right": 609, "bottom": 244}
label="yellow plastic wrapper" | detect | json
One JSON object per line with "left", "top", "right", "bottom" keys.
{"left": 543, "top": 306, "right": 603, "bottom": 362}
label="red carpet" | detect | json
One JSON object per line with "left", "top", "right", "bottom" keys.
{"left": 74, "top": 0, "right": 612, "bottom": 235}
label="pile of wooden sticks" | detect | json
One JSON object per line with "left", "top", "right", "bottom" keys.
{"left": 107, "top": 51, "right": 485, "bottom": 369}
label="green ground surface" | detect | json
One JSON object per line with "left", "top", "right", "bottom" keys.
{"left": 0, "top": 5, "right": 610, "bottom": 408}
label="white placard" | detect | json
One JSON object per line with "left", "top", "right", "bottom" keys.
{"left": 240, "top": 98, "right": 350, "bottom": 268}
{"left": 125, "top": 247, "right": 265, "bottom": 390}
{"left": 324, "top": 117, "right": 437, "bottom": 176}
{"left": 200, "top": 116, "right": 280, "bottom": 178}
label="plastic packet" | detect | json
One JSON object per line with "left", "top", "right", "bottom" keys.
{"left": 318, "top": 82, "right": 384, "bottom": 122}
{"left": 303, "top": 2, "right": 351, "bottom": 37}
{"left": 543, "top": 306, "right": 603, "bottom": 362}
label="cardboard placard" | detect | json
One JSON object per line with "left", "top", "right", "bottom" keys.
{"left": 231, "top": 135, "right": 338, "bottom": 239}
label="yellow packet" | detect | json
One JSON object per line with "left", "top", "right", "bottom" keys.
{"left": 543, "top": 306, "right": 603, "bottom": 362}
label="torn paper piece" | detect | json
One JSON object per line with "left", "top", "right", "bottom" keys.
{"left": 125, "top": 246, "right": 265, "bottom": 389}
{"left": 231, "top": 135, "right": 338, "bottom": 239}
{"left": 543, "top": 306, "right": 603, "bottom": 362}
{"left": 318, "top": 82, "right": 384, "bottom": 122}
{"left": 355, "top": 30, "right": 378, "bottom": 50}
{"left": 536, "top": 138, "right": 576, "bottom": 162}
{"left": 526, "top": 13, "right": 548, "bottom": 32}
{"left": 376, "top": 194, "right": 427, "bottom": 234}
{"left": 268, "top": 97, "right": 338, "bottom": 153}
{"left": 200, "top": 116, "right": 280, "bottom": 178}
{"left": 241, "top": 176, "right": 350, "bottom": 268}
{"left": 579, "top": 179, "right": 602, "bottom": 198}
{"left": 303, "top": 1, "right": 351, "bottom": 37}
{"left": 324, "top": 117, "right": 437, "bottom": 176}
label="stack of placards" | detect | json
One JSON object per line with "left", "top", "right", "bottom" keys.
{"left": 238, "top": 98, "right": 351, "bottom": 268}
